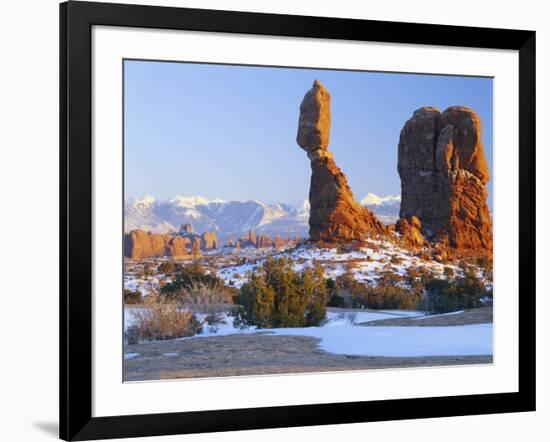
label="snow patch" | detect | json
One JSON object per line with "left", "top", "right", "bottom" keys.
{"left": 125, "top": 353, "right": 139, "bottom": 360}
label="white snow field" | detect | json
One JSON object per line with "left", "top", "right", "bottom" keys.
{"left": 266, "top": 323, "right": 493, "bottom": 357}
{"left": 124, "top": 307, "right": 493, "bottom": 358}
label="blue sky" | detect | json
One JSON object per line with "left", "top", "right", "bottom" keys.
{"left": 124, "top": 60, "right": 493, "bottom": 204}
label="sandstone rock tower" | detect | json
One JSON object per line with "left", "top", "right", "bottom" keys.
{"left": 397, "top": 106, "right": 492, "bottom": 252}
{"left": 297, "top": 80, "right": 384, "bottom": 242}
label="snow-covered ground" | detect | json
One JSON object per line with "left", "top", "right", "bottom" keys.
{"left": 411, "top": 310, "right": 464, "bottom": 320}
{"left": 216, "top": 241, "right": 467, "bottom": 288}
{"left": 124, "top": 239, "right": 490, "bottom": 295}
{"left": 266, "top": 323, "right": 492, "bottom": 357}
{"left": 125, "top": 307, "right": 492, "bottom": 357}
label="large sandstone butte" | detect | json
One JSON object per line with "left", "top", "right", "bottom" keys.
{"left": 296, "top": 80, "right": 384, "bottom": 242}
{"left": 397, "top": 106, "right": 492, "bottom": 253}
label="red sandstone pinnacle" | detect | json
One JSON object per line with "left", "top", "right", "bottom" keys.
{"left": 297, "top": 80, "right": 384, "bottom": 242}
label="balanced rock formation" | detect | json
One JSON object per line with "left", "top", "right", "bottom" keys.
{"left": 397, "top": 106, "right": 492, "bottom": 252}
{"left": 297, "top": 80, "right": 384, "bottom": 242}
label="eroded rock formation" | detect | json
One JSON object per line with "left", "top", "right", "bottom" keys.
{"left": 201, "top": 232, "right": 218, "bottom": 250}
{"left": 226, "top": 230, "right": 294, "bottom": 249}
{"left": 180, "top": 223, "right": 193, "bottom": 235}
{"left": 395, "top": 216, "right": 424, "bottom": 248}
{"left": 397, "top": 106, "right": 492, "bottom": 253}
{"left": 297, "top": 80, "right": 384, "bottom": 242}
{"left": 125, "top": 225, "right": 218, "bottom": 259}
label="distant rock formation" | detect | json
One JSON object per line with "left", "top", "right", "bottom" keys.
{"left": 256, "top": 234, "right": 274, "bottom": 248}
{"left": 166, "top": 235, "right": 191, "bottom": 257}
{"left": 225, "top": 230, "right": 294, "bottom": 250}
{"left": 201, "top": 232, "right": 218, "bottom": 250}
{"left": 125, "top": 231, "right": 179, "bottom": 259}
{"left": 124, "top": 224, "right": 217, "bottom": 259}
{"left": 273, "top": 234, "right": 285, "bottom": 248}
{"left": 297, "top": 80, "right": 384, "bottom": 242}
{"left": 179, "top": 223, "right": 193, "bottom": 235}
{"left": 397, "top": 106, "right": 492, "bottom": 253}
{"left": 190, "top": 237, "right": 202, "bottom": 256}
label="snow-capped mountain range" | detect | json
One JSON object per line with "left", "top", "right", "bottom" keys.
{"left": 359, "top": 193, "right": 401, "bottom": 224}
{"left": 125, "top": 193, "right": 400, "bottom": 240}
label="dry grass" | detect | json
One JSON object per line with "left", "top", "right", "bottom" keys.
{"left": 177, "top": 280, "right": 228, "bottom": 314}
{"left": 126, "top": 293, "right": 200, "bottom": 343}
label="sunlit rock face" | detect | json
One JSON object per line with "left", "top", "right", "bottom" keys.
{"left": 397, "top": 106, "right": 492, "bottom": 253}
{"left": 297, "top": 80, "right": 384, "bottom": 242}
{"left": 395, "top": 215, "right": 425, "bottom": 248}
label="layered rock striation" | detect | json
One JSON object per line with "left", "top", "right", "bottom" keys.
{"left": 397, "top": 106, "right": 492, "bottom": 253}
{"left": 297, "top": 80, "right": 384, "bottom": 242}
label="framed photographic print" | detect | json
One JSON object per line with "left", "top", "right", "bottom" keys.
{"left": 60, "top": 1, "right": 536, "bottom": 440}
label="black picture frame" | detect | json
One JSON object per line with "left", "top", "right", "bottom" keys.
{"left": 60, "top": 1, "right": 536, "bottom": 440}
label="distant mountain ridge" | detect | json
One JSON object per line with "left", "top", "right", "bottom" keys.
{"left": 125, "top": 193, "right": 400, "bottom": 240}
{"left": 359, "top": 193, "right": 401, "bottom": 225}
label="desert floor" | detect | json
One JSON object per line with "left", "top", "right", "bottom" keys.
{"left": 124, "top": 307, "right": 493, "bottom": 381}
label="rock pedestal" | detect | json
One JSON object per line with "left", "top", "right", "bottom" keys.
{"left": 297, "top": 80, "right": 384, "bottom": 242}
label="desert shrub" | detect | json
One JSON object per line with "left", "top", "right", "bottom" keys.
{"left": 405, "top": 266, "right": 420, "bottom": 283}
{"left": 157, "top": 261, "right": 175, "bottom": 275}
{"left": 419, "top": 272, "right": 490, "bottom": 314}
{"left": 124, "top": 288, "right": 142, "bottom": 304}
{"left": 443, "top": 266, "right": 455, "bottom": 279}
{"left": 390, "top": 255, "right": 402, "bottom": 265}
{"left": 418, "top": 266, "right": 434, "bottom": 283}
{"left": 336, "top": 244, "right": 347, "bottom": 254}
{"left": 141, "top": 262, "right": 154, "bottom": 278}
{"left": 126, "top": 293, "right": 201, "bottom": 343}
{"left": 161, "top": 264, "right": 225, "bottom": 299}
{"left": 177, "top": 280, "right": 228, "bottom": 314}
{"left": 369, "top": 271, "right": 421, "bottom": 309}
{"left": 327, "top": 272, "right": 421, "bottom": 310}
{"left": 327, "top": 273, "right": 369, "bottom": 308}
{"left": 366, "top": 284, "right": 422, "bottom": 310}
{"left": 377, "top": 270, "right": 404, "bottom": 285}
{"left": 233, "top": 257, "right": 327, "bottom": 328}
{"left": 477, "top": 256, "right": 492, "bottom": 269}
